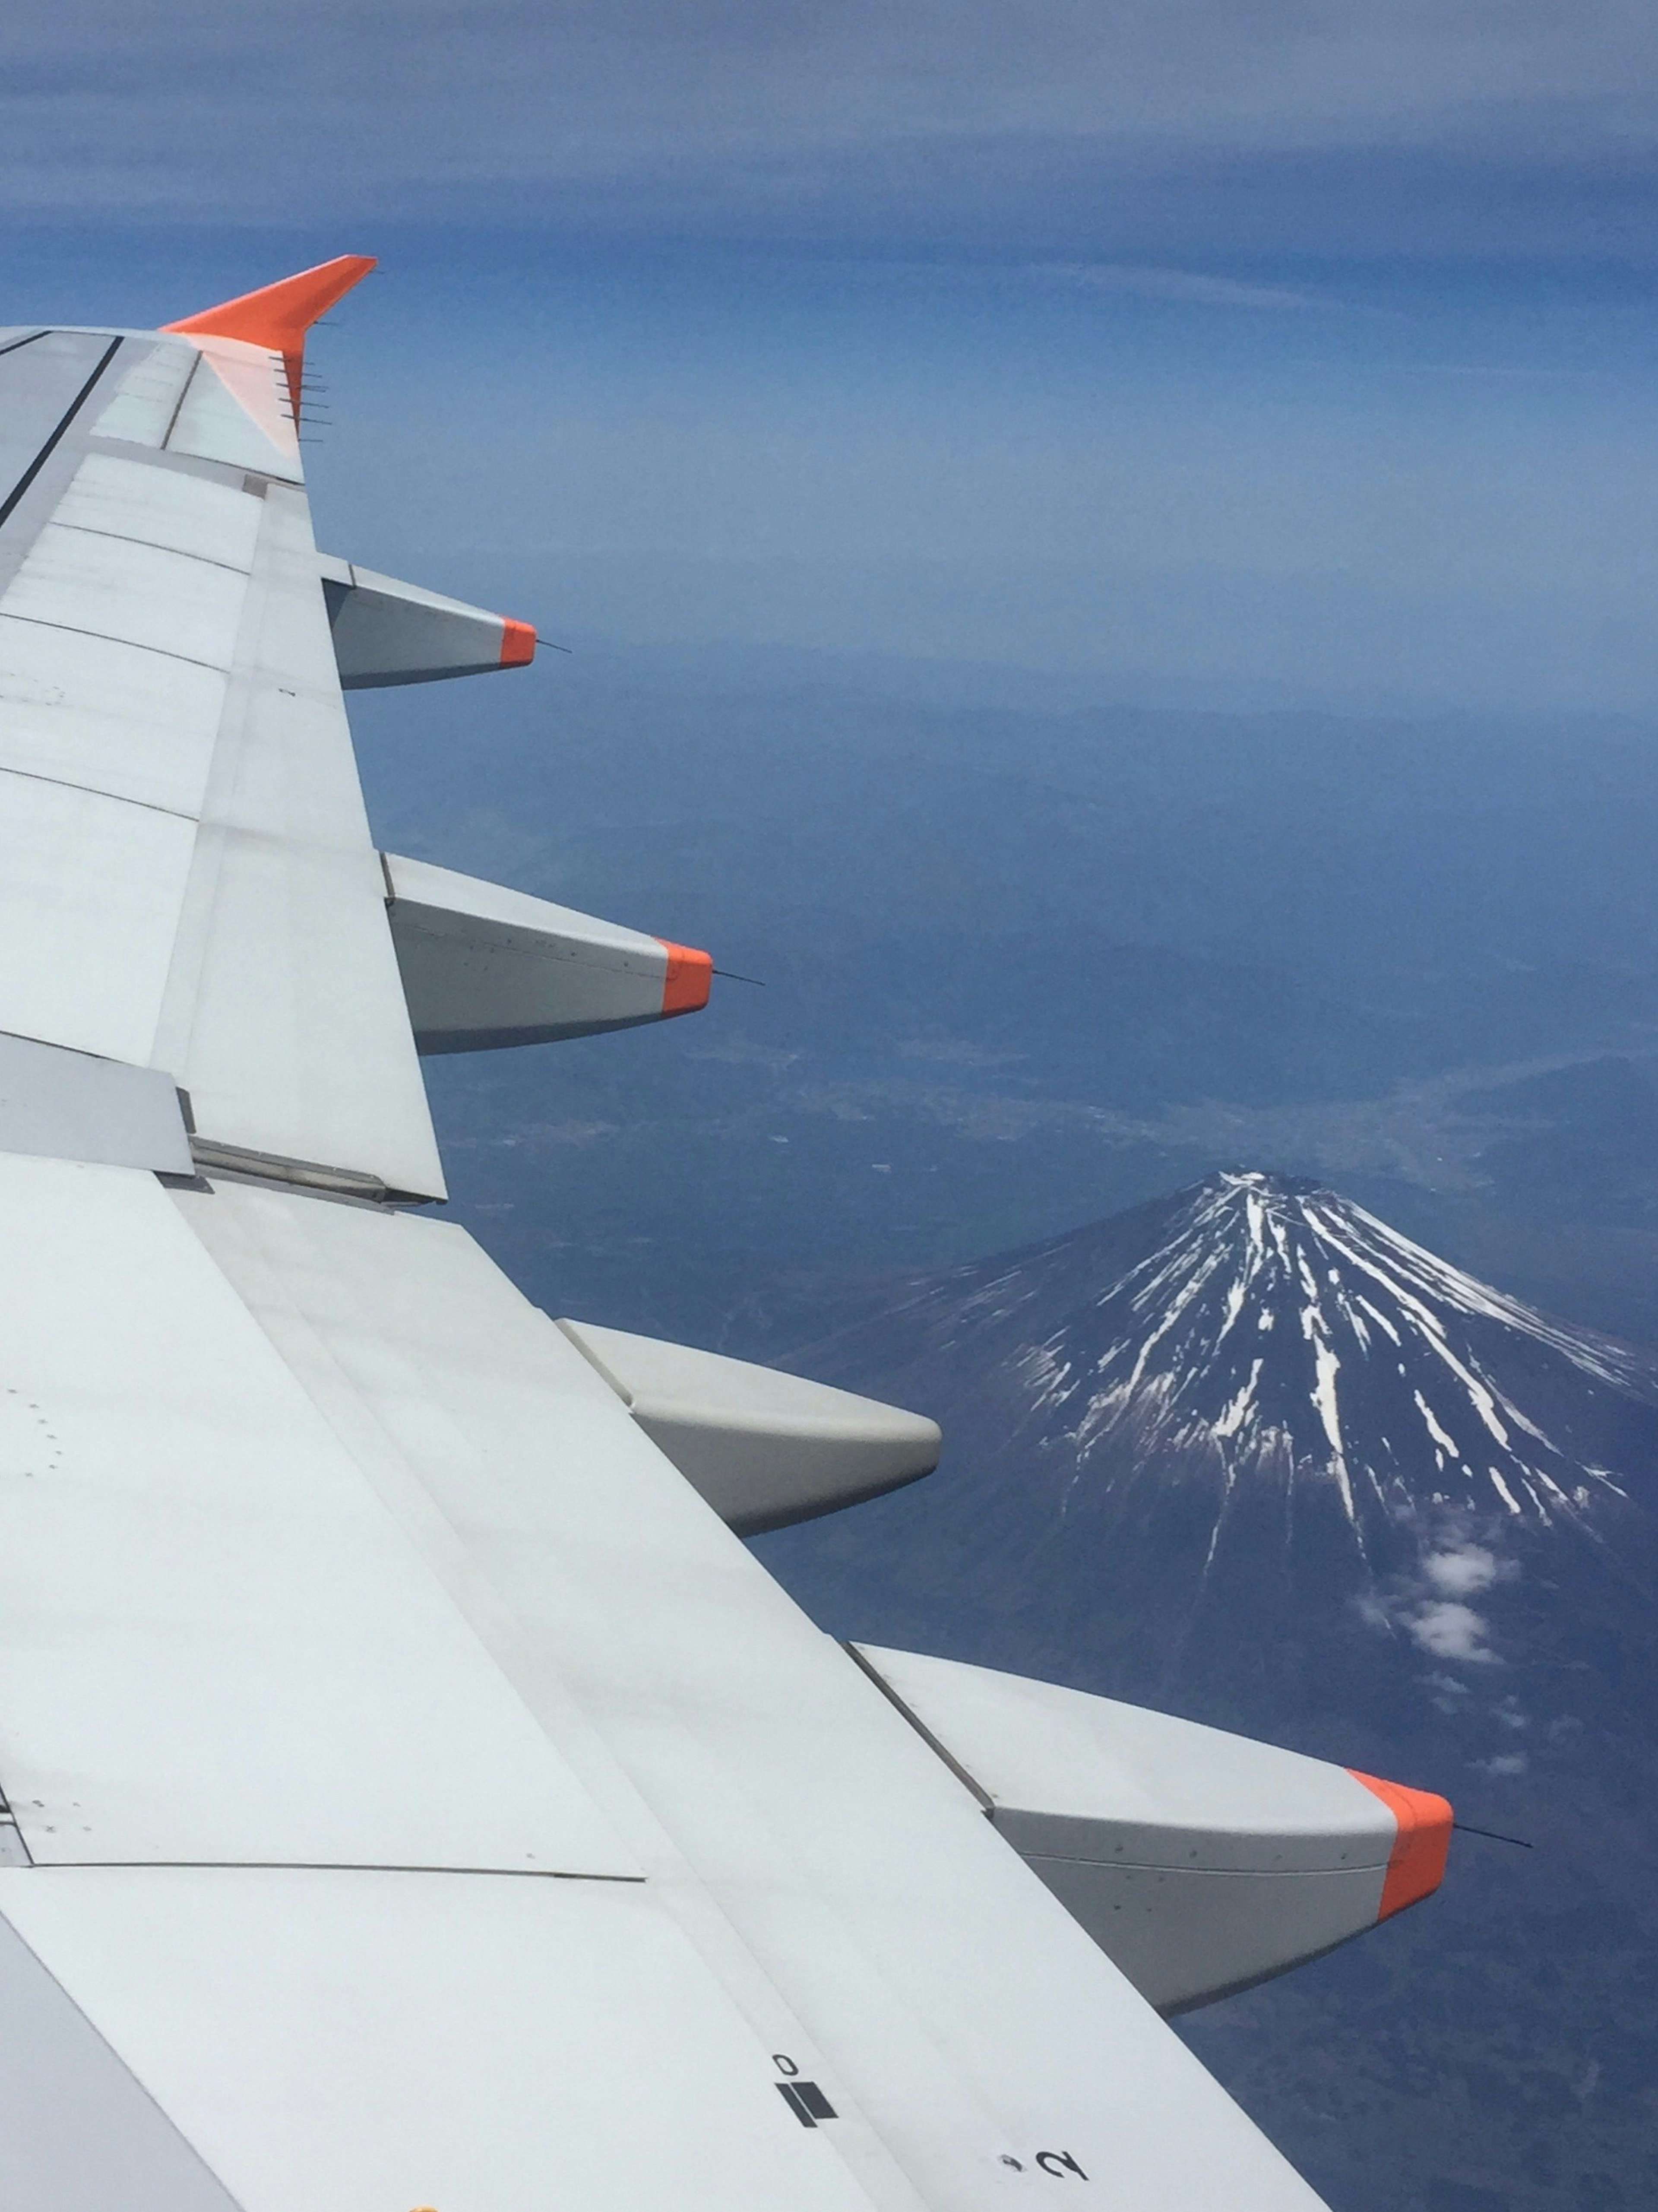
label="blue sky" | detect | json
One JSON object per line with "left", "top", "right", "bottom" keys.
{"left": 5, "top": 3, "right": 1656, "bottom": 711}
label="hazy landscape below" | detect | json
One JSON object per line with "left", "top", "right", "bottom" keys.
{"left": 353, "top": 638, "right": 1658, "bottom": 1358}
{"left": 350, "top": 638, "right": 1658, "bottom": 2211}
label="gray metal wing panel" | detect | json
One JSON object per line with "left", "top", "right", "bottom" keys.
{"left": 0, "top": 1156, "right": 629, "bottom": 1875}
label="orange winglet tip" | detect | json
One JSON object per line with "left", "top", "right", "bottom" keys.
{"left": 1350, "top": 1769, "right": 1453, "bottom": 1920}
{"left": 163, "top": 255, "right": 376, "bottom": 419}
{"left": 499, "top": 618, "right": 537, "bottom": 668}
{"left": 163, "top": 255, "right": 376, "bottom": 352}
{"left": 658, "top": 942, "right": 713, "bottom": 1017}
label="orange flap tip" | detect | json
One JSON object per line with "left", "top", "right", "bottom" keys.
{"left": 658, "top": 942, "right": 713, "bottom": 1017}
{"left": 1349, "top": 1769, "right": 1453, "bottom": 1920}
{"left": 499, "top": 618, "right": 537, "bottom": 668}
{"left": 162, "top": 255, "right": 377, "bottom": 353}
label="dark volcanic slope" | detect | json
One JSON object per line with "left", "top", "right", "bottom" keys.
{"left": 753, "top": 1171, "right": 1658, "bottom": 2212}
{"left": 1014, "top": 1169, "right": 1652, "bottom": 1534}
{"left": 763, "top": 1170, "right": 1658, "bottom": 1737}
{"left": 944, "top": 1168, "right": 1656, "bottom": 1539}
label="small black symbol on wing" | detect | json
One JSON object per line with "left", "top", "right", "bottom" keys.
{"left": 1036, "top": 2151, "right": 1088, "bottom": 2180}
{"left": 777, "top": 2080, "right": 838, "bottom": 2128}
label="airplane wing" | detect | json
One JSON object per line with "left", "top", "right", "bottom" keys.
{"left": 0, "top": 260, "right": 1449, "bottom": 2212}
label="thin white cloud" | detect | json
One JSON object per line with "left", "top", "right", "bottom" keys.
{"left": 1364, "top": 1526, "right": 1519, "bottom": 1665}
{"left": 1044, "top": 264, "right": 1315, "bottom": 312}
{"left": 1421, "top": 1541, "right": 1500, "bottom": 1599}
{"left": 1407, "top": 1597, "right": 1498, "bottom": 1663}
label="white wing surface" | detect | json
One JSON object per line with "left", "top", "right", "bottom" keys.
{"left": 0, "top": 260, "right": 1444, "bottom": 2210}
{"left": 0, "top": 276, "right": 441, "bottom": 1197}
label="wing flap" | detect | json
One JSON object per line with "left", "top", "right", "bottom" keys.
{"left": 0, "top": 1867, "right": 887, "bottom": 2212}
{"left": 163, "top": 1175, "right": 1328, "bottom": 2212}
{"left": 0, "top": 1154, "right": 633, "bottom": 1877}
{"left": 0, "top": 434, "right": 443, "bottom": 1195}
{"left": 149, "top": 475, "right": 442, "bottom": 1195}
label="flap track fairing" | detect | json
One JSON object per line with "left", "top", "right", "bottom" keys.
{"left": 383, "top": 852, "right": 711, "bottom": 1053}
{"left": 851, "top": 1644, "right": 1452, "bottom": 2014}
{"left": 320, "top": 555, "right": 536, "bottom": 688}
{"left": 557, "top": 1320, "right": 942, "bottom": 1534}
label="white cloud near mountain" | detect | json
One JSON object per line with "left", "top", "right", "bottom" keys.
{"left": 1422, "top": 1542, "right": 1502, "bottom": 1601}
{"left": 1408, "top": 1598, "right": 1498, "bottom": 1664}
{"left": 1370, "top": 1536, "right": 1518, "bottom": 1666}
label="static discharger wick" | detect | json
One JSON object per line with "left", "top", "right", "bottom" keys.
{"left": 713, "top": 968, "right": 765, "bottom": 986}
{"left": 1453, "top": 1821, "right": 1534, "bottom": 1849}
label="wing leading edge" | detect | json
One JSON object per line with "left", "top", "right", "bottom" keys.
{"left": 0, "top": 262, "right": 1454, "bottom": 2212}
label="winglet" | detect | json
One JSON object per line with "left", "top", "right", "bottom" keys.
{"left": 1349, "top": 1770, "right": 1453, "bottom": 1919}
{"left": 163, "top": 255, "right": 376, "bottom": 422}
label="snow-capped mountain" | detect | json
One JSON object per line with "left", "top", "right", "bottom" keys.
{"left": 758, "top": 1169, "right": 1658, "bottom": 1752}
{"left": 960, "top": 1169, "right": 1650, "bottom": 1541}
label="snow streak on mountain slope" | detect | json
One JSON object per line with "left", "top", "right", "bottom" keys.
{"left": 766, "top": 1167, "right": 1658, "bottom": 1706}
{"left": 997, "top": 1171, "right": 1647, "bottom": 1543}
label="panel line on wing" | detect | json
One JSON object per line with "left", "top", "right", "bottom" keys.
{"left": 20, "top": 1861, "right": 647, "bottom": 1882}
{"left": 0, "top": 608, "right": 233, "bottom": 676}
{"left": 0, "top": 338, "right": 122, "bottom": 530}
{"left": 85, "top": 437, "right": 251, "bottom": 494}
{"left": 49, "top": 520, "right": 257, "bottom": 580}
{"left": 168, "top": 1184, "right": 902, "bottom": 2191}
{"left": 158, "top": 348, "right": 203, "bottom": 452}
{"left": 0, "top": 756, "right": 199, "bottom": 823}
